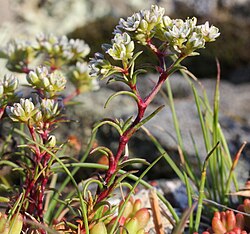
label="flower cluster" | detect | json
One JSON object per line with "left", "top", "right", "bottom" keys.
{"left": 27, "top": 66, "right": 66, "bottom": 98}
{"left": 116, "top": 5, "right": 219, "bottom": 52}
{"left": 6, "top": 98, "right": 38, "bottom": 123}
{"left": 115, "top": 5, "right": 165, "bottom": 44}
{"left": 163, "top": 17, "right": 220, "bottom": 54}
{"left": 36, "top": 33, "right": 90, "bottom": 62}
{"left": 89, "top": 4, "right": 220, "bottom": 80}
{"left": 1, "top": 39, "right": 35, "bottom": 72}
{"left": 36, "top": 98, "right": 63, "bottom": 123}
{"left": 6, "top": 97, "right": 63, "bottom": 126}
{"left": 0, "top": 34, "right": 98, "bottom": 97}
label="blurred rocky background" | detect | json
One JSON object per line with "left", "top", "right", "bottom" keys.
{"left": 0, "top": 0, "right": 250, "bottom": 184}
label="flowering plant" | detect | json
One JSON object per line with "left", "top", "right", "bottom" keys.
{"left": 2, "top": 4, "right": 244, "bottom": 234}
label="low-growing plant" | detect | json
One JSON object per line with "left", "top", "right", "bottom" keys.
{"left": 0, "top": 3, "right": 247, "bottom": 234}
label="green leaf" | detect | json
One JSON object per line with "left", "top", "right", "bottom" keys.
{"left": 51, "top": 162, "right": 179, "bottom": 222}
{"left": 0, "top": 160, "right": 20, "bottom": 169}
{"left": 82, "top": 179, "right": 104, "bottom": 198}
{"left": 128, "top": 51, "right": 143, "bottom": 69}
{"left": 131, "top": 69, "right": 147, "bottom": 86}
{"left": 90, "top": 146, "right": 113, "bottom": 159}
{"left": 93, "top": 119, "right": 123, "bottom": 136}
{"left": 104, "top": 91, "right": 139, "bottom": 109}
{"left": 121, "top": 116, "right": 133, "bottom": 133}
{"left": 119, "top": 158, "right": 149, "bottom": 169}
{"left": 107, "top": 76, "right": 129, "bottom": 86}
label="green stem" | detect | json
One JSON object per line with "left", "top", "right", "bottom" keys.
{"left": 194, "top": 142, "right": 219, "bottom": 232}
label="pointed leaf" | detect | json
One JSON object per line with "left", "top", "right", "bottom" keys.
{"left": 93, "top": 119, "right": 123, "bottom": 135}
{"left": 128, "top": 51, "right": 143, "bottom": 69}
{"left": 104, "top": 91, "right": 139, "bottom": 108}
{"left": 119, "top": 158, "right": 149, "bottom": 169}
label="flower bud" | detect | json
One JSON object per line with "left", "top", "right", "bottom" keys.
{"left": 40, "top": 98, "right": 62, "bottom": 121}
{"left": 139, "top": 19, "right": 148, "bottom": 31}
{"left": 27, "top": 71, "right": 40, "bottom": 86}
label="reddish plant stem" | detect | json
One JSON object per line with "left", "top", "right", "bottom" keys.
{"left": 28, "top": 125, "right": 41, "bottom": 161}
{"left": 100, "top": 72, "right": 170, "bottom": 202}
{"left": 37, "top": 159, "right": 49, "bottom": 221}
{"left": 97, "top": 41, "right": 183, "bottom": 203}
{"left": 24, "top": 125, "right": 51, "bottom": 232}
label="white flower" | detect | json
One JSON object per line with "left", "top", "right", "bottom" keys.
{"left": 143, "top": 5, "right": 165, "bottom": 25}
{"left": 186, "top": 32, "right": 205, "bottom": 50}
{"left": 27, "top": 66, "right": 66, "bottom": 96}
{"left": 114, "top": 5, "right": 165, "bottom": 40}
{"left": 107, "top": 33, "right": 134, "bottom": 61}
{"left": 162, "top": 16, "right": 172, "bottom": 28}
{"left": 6, "top": 98, "right": 38, "bottom": 123}
{"left": 165, "top": 19, "right": 191, "bottom": 42}
{"left": 199, "top": 21, "right": 220, "bottom": 42}
{"left": 40, "top": 98, "right": 62, "bottom": 121}
{"left": 116, "top": 12, "right": 142, "bottom": 32}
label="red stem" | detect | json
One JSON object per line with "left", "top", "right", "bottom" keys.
{"left": 97, "top": 40, "right": 181, "bottom": 203}
{"left": 24, "top": 124, "right": 51, "bottom": 232}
